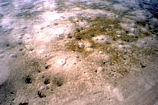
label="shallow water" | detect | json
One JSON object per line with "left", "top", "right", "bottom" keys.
{"left": 0, "top": 0, "right": 158, "bottom": 105}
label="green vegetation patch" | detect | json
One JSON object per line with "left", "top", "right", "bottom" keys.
{"left": 65, "top": 17, "right": 138, "bottom": 55}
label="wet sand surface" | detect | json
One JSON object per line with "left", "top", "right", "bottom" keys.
{"left": 0, "top": 0, "right": 158, "bottom": 105}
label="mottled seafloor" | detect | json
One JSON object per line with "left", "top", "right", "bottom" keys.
{"left": 0, "top": 0, "right": 158, "bottom": 105}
